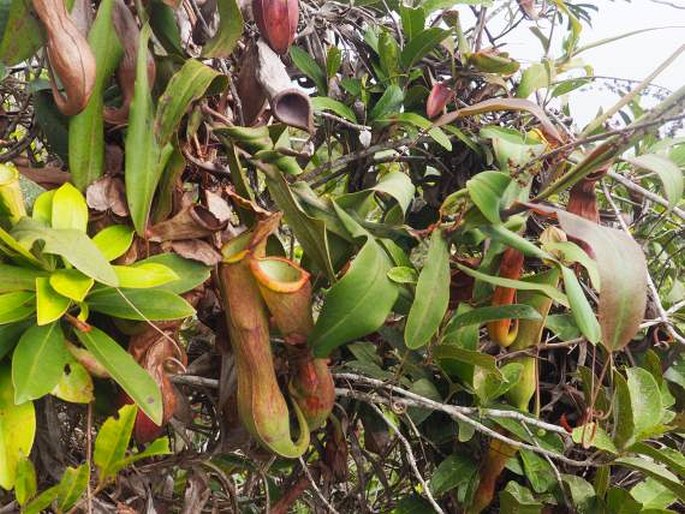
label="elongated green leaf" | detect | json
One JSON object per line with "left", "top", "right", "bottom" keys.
{"left": 311, "top": 97, "right": 357, "bottom": 123}
{"left": 433, "top": 345, "right": 497, "bottom": 372}
{"left": 310, "top": 239, "right": 398, "bottom": 357}
{"left": 14, "top": 455, "right": 37, "bottom": 505}
{"left": 0, "top": 291, "right": 35, "bottom": 325}
{"left": 405, "top": 230, "right": 450, "bottom": 349}
{"left": 119, "top": 436, "right": 171, "bottom": 469}
{"left": 0, "top": 264, "right": 46, "bottom": 292}
{"left": 444, "top": 304, "right": 542, "bottom": 333}
{"left": 49, "top": 269, "right": 94, "bottom": 302}
{"left": 290, "top": 46, "right": 327, "bottom": 94}
{"left": 135, "top": 253, "right": 210, "bottom": 293}
{"left": 69, "top": 0, "right": 123, "bottom": 190}
{"left": 113, "top": 263, "right": 179, "bottom": 288}
{"left": 125, "top": 25, "right": 170, "bottom": 235}
{"left": 261, "top": 164, "right": 334, "bottom": 280}
{"left": 35, "top": 277, "right": 71, "bottom": 325}
{"left": 12, "top": 219, "right": 119, "bottom": 286}
{"left": 456, "top": 263, "right": 569, "bottom": 306}
{"left": 632, "top": 443, "right": 685, "bottom": 479}
{"left": 155, "top": 59, "right": 227, "bottom": 145}
{"left": 615, "top": 457, "right": 685, "bottom": 501}
{"left": 0, "top": 362, "right": 36, "bottom": 490}
{"left": 0, "top": 224, "right": 46, "bottom": 268}
{"left": 627, "top": 367, "right": 663, "bottom": 441}
{"left": 400, "top": 28, "right": 448, "bottom": 68}
{"left": 429, "top": 454, "right": 477, "bottom": 497}
{"left": 560, "top": 266, "right": 601, "bottom": 344}
{"left": 92, "top": 224, "right": 135, "bottom": 261}
{"left": 56, "top": 464, "right": 90, "bottom": 512}
{"left": 51, "top": 183, "right": 88, "bottom": 232}
{"left": 12, "top": 322, "right": 68, "bottom": 403}
{"left": 21, "top": 486, "right": 59, "bottom": 514}
{"left": 558, "top": 210, "right": 647, "bottom": 351}
{"left": 94, "top": 404, "right": 137, "bottom": 483}
{"left": 86, "top": 287, "right": 195, "bottom": 320}
{"left": 369, "top": 84, "right": 404, "bottom": 121}
{"left": 51, "top": 357, "right": 94, "bottom": 404}
{"left": 466, "top": 171, "right": 513, "bottom": 224}
{"left": 76, "top": 328, "right": 162, "bottom": 424}
{"left": 625, "top": 154, "right": 684, "bottom": 210}
{"left": 201, "top": 0, "right": 243, "bottom": 58}
{"left": 0, "top": 0, "right": 42, "bottom": 65}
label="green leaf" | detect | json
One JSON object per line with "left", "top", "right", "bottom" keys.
{"left": 12, "top": 321, "right": 69, "bottom": 403}
{"left": 201, "top": 0, "right": 243, "bottom": 57}
{"left": 77, "top": 328, "right": 162, "bottom": 424}
{"left": 428, "top": 127, "right": 452, "bottom": 151}
{"left": 627, "top": 367, "right": 663, "bottom": 441}
{"left": 311, "top": 97, "right": 357, "bottom": 123}
{"left": 21, "top": 486, "right": 59, "bottom": 514}
{"left": 0, "top": 0, "right": 42, "bottom": 66}
{"left": 113, "top": 263, "right": 179, "bottom": 288}
{"left": 625, "top": 154, "right": 684, "bottom": 210}
{"left": 50, "top": 183, "right": 89, "bottom": 232}
{"left": 0, "top": 321, "right": 30, "bottom": 360}
{"left": 399, "top": 5, "right": 425, "bottom": 41}
{"left": 155, "top": 59, "right": 227, "bottom": 145}
{"left": 405, "top": 230, "right": 450, "bottom": 349}
{"left": 378, "top": 30, "right": 400, "bottom": 77}
{"left": 94, "top": 404, "right": 137, "bottom": 483}
{"left": 0, "top": 361, "right": 36, "bottom": 490}
{"left": 119, "top": 436, "right": 171, "bottom": 469}
{"left": 56, "top": 464, "right": 90, "bottom": 512}
{"left": 12, "top": 219, "right": 119, "bottom": 286}
{"left": 92, "top": 224, "right": 135, "bottom": 261}
{"left": 310, "top": 238, "right": 398, "bottom": 357}
{"left": 69, "top": 0, "right": 123, "bottom": 189}
{"left": 520, "top": 449, "right": 556, "bottom": 493}
{"left": 560, "top": 266, "right": 600, "bottom": 344}
{"left": 261, "top": 164, "right": 335, "bottom": 280}
{"left": 443, "top": 304, "right": 542, "bottom": 334}
{"left": 400, "top": 28, "right": 448, "bottom": 69}
{"left": 429, "top": 454, "right": 477, "bottom": 497}
{"left": 134, "top": 253, "right": 210, "bottom": 293}
{"left": 0, "top": 264, "right": 45, "bottom": 292}
{"left": 387, "top": 266, "right": 418, "bottom": 284}
{"left": 456, "top": 263, "right": 569, "bottom": 307}
{"left": 475, "top": 362, "right": 522, "bottom": 404}
{"left": 369, "top": 84, "right": 404, "bottom": 121}
{"left": 149, "top": 0, "right": 183, "bottom": 55}
{"left": 615, "top": 457, "right": 685, "bottom": 501}
{"left": 0, "top": 291, "right": 35, "bottom": 325}
{"left": 407, "top": 378, "right": 441, "bottom": 424}
{"left": 499, "top": 481, "right": 543, "bottom": 514}
{"left": 543, "top": 241, "right": 600, "bottom": 290}
{"left": 125, "top": 24, "right": 171, "bottom": 235}
{"left": 631, "top": 477, "right": 678, "bottom": 510}
{"left": 290, "top": 46, "right": 327, "bottom": 94}
{"left": 466, "top": 171, "right": 513, "bottom": 224}
{"left": 51, "top": 358, "right": 94, "bottom": 404}
{"left": 558, "top": 210, "right": 647, "bottom": 351}
{"left": 49, "top": 269, "right": 94, "bottom": 302}
{"left": 35, "top": 277, "right": 71, "bottom": 325}
{"left": 517, "top": 62, "right": 551, "bottom": 98}
{"left": 86, "top": 287, "right": 195, "bottom": 321}
{"left": 605, "top": 487, "right": 643, "bottom": 514}
{"left": 14, "top": 455, "right": 36, "bottom": 505}
{"left": 326, "top": 46, "right": 342, "bottom": 79}
{"left": 571, "top": 424, "right": 617, "bottom": 454}
{"left": 560, "top": 474, "right": 597, "bottom": 513}
{"left": 631, "top": 443, "right": 685, "bottom": 479}
{"left": 433, "top": 344, "right": 498, "bottom": 373}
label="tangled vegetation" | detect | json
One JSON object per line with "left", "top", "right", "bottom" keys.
{"left": 0, "top": 0, "right": 684, "bottom": 512}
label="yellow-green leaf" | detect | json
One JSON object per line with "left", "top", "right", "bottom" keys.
{"left": 36, "top": 277, "right": 71, "bottom": 325}
{"left": 49, "top": 269, "right": 94, "bottom": 302}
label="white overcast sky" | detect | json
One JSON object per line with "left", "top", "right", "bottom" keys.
{"left": 461, "top": 0, "right": 685, "bottom": 128}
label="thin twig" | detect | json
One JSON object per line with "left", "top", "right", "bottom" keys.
{"left": 298, "top": 457, "right": 340, "bottom": 514}
{"left": 365, "top": 403, "right": 445, "bottom": 514}
{"left": 607, "top": 170, "right": 685, "bottom": 221}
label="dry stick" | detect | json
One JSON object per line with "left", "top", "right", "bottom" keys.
{"left": 334, "top": 372, "right": 569, "bottom": 436}
{"left": 298, "top": 457, "right": 340, "bottom": 514}
{"left": 581, "top": 43, "right": 685, "bottom": 137}
{"left": 336, "top": 389, "right": 595, "bottom": 468}
{"left": 607, "top": 170, "right": 685, "bottom": 221}
{"left": 365, "top": 403, "right": 446, "bottom": 514}
{"left": 601, "top": 183, "right": 685, "bottom": 347}
{"left": 86, "top": 402, "right": 93, "bottom": 514}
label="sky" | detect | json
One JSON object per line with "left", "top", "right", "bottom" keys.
{"left": 462, "top": 0, "right": 685, "bottom": 129}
